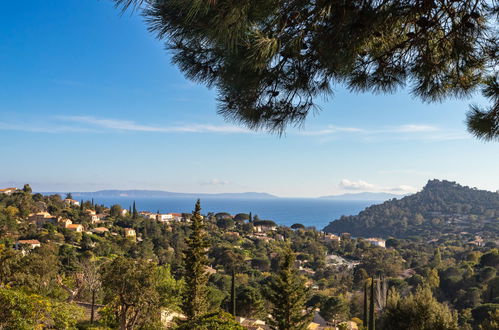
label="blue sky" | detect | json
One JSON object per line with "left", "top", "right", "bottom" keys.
{"left": 1, "top": 0, "right": 498, "bottom": 197}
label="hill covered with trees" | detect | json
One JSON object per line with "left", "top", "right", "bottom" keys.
{"left": 324, "top": 180, "right": 499, "bottom": 239}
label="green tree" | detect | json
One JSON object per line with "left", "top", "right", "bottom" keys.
{"left": 100, "top": 257, "right": 164, "bottom": 329}
{"left": 381, "top": 286, "right": 458, "bottom": 330}
{"left": 132, "top": 201, "right": 138, "bottom": 219}
{"left": 320, "top": 296, "right": 349, "bottom": 323}
{"left": 115, "top": 0, "right": 498, "bottom": 139}
{"left": 176, "top": 310, "right": 244, "bottom": 330}
{"left": 110, "top": 204, "right": 123, "bottom": 218}
{"left": 183, "top": 199, "right": 210, "bottom": 320}
{"left": 265, "top": 247, "right": 312, "bottom": 330}
{"left": 0, "top": 288, "right": 83, "bottom": 329}
{"left": 22, "top": 184, "right": 32, "bottom": 194}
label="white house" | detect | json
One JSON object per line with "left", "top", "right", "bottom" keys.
{"left": 0, "top": 187, "right": 17, "bottom": 195}
{"left": 67, "top": 224, "right": 84, "bottom": 232}
{"left": 366, "top": 238, "right": 386, "bottom": 248}
{"left": 63, "top": 199, "right": 80, "bottom": 207}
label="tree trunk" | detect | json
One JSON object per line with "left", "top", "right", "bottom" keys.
{"left": 363, "top": 281, "right": 368, "bottom": 327}
{"left": 90, "top": 290, "right": 96, "bottom": 324}
{"left": 231, "top": 269, "right": 236, "bottom": 316}
{"left": 369, "top": 278, "right": 376, "bottom": 330}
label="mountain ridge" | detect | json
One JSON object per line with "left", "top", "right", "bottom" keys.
{"left": 39, "top": 189, "right": 278, "bottom": 199}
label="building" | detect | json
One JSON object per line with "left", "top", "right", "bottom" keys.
{"left": 253, "top": 221, "right": 277, "bottom": 233}
{"left": 15, "top": 239, "right": 41, "bottom": 250}
{"left": 236, "top": 317, "right": 269, "bottom": 330}
{"left": 28, "top": 212, "right": 58, "bottom": 228}
{"left": 124, "top": 228, "right": 136, "bottom": 237}
{"left": 0, "top": 187, "right": 17, "bottom": 195}
{"left": 156, "top": 213, "right": 173, "bottom": 222}
{"left": 67, "top": 224, "right": 84, "bottom": 232}
{"left": 91, "top": 227, "right": 109, "bottom": 235}
{"left": 365, "top": 238, "right": 386, "bottom": 248}
{"left": 323, "top": 233, "right": 341, "bottom": 242}
{"left": 139, "top": 211, "right": 157, "bottom": 220}
{"left": 121, "top": 209, "right": 128, "bottom": 216}
{"left": 63, "top": 199, "right": 80, "bottom": 207}
{"left": 85, "top": 209, "right": 96, "bottom": 216}
{"left": 15, "top": 239, "right": 41, "bottom": 255}
{"left": 167, "top": 213, "right": 183, "bottom": 221}
{"left": 469, "top": 236, "right": 484, "bottom": 247}
{"left": 58, "top": 218, "right": 73, "bottom": 228}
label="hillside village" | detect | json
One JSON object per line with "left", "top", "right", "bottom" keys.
{"left": 1, "top": 184, "right": 498, "bottom": 329}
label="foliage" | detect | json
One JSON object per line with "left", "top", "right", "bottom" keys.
{"left": 265, "top": 247, "right": 313, "bottom": 330}
{"left": 100, "top": 256, "right": 180, "bottom": 329}
{"left": 115, "top": 0, "right": 498, "bottom": 138}
{"left": 0, "top": 288, "right": 83, "bottom": 329}
{"left": 183, "top": 200, "right": 210, "bottom": 320}
{"left": 381, "top": 286, "right": 458, "bottom": 330}
{"left": 175, "top": 310, "right": 244, "bottom": 330}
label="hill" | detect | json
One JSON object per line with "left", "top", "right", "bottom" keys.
{"left": 41, "top": 189, "right": 278, "bottom": 199}
{"left": 323, "top": 179, "right": 499, "bottom": 239}
{"left": 319, "top": 192, "right": 404, "bottom": 201}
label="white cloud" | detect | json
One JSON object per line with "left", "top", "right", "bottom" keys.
{"left": 389, "top": 185, "right": 418, "bottom": 193}
{"left": 299, "top": 123, "right": 469, "bottom": 142}
{"left": 200, "top": 179, "right": 230, "bottom": 186}
{"left": 0, "top": 115, "right": 250, "bottom": 134}
{"left": 57, "top": 116, "right": 250, "bottom": 134}
{"left": 339, "top": 179, "right": 419, "bottom": 193}
{"left": 339, "top": 179, "right": 376, "bottom": 190}
{"left": 392, "top": 124, "right": 438, "bottom": 133}
{"left": 299, "top": 125, "right": 365, "bottom": 136}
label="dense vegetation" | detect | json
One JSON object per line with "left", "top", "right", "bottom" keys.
{"left": 0, "top": 184, "right": 498, "bottom": 329}
{"left": 324, "top": 180, "right": 499, "bottom": 239}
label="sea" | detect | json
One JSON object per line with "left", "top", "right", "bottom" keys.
{"left": 82, "top": 197, "right": 377, "bottom": 230}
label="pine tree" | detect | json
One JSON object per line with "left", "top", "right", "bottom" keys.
{"left": 115, "top": 0, "right": 498, "bottom": 140}
{"left": 369, "top": 278, "right": 376, "bottom": 330}
{"left": 132, "top": 201, "right": 138, "bottom": 219}
{"left": 183, "top": 199, "right": 209, "bottom": 320}
{"left": 266, "top": 247, "right": 312, "bottom": 330}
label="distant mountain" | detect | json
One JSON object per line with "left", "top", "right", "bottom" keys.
{"left": 323, "top": 179, "right": 499, "bottom": 239}
{"left": 41, "top": 189, "right": 278, "bottom": 199}
{"left": 320, "top": 192, "right": 405, "bottom": 201}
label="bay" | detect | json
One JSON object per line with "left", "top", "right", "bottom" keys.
{"left": 81, "top": 196, "right": 377, "bottom": 230}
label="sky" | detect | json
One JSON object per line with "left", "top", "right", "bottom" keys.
{"left": 1, "top": 0, "right": 498, "bottom": 198}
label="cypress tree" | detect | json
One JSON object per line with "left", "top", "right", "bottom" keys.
{"left": 248, "top": 212, "right": 252, "bottom": 223}
{"left": 369, "top": 278, "right": 376, "bottom": 330}
{"left": 266, "top": 247, "right": 312, "bottom": 330}
{"left": 230, "top": 269, "right": 236, "bottom": 316}
{"left": 91, "top": 198, "right": 94, "bottom": 206}
{"left": 132, "top": 201, "right": 138, "bottom": 219}
{"left": 432, "top": 247, "right": 442, "bottom": 269}
{"left": 363, "top": 281, "right": 369, "bottom": 327}
{"left": 183, "top": 199, "right": 209, "bottom": 320}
